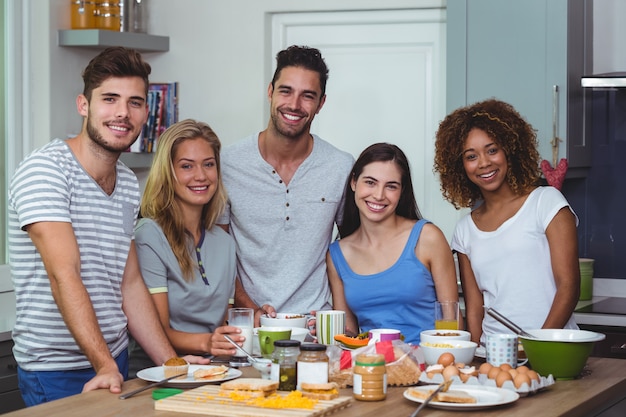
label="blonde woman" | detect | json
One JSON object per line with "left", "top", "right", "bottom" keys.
{"left": 129, "top": 119, "right": 244, "bottom": 374}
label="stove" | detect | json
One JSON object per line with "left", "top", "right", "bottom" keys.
{"left": 575, "top": 297, "right": 626, "bottom": 315}
{"left": 575, "top": 297, "right": 626, "bottom": 359}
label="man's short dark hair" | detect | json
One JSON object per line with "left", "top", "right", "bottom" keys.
{"left": 271, "top": 45, "right": 329, "bottom": 96}
{"left": 82, "top": 46, "right": 151, "bottom": 101}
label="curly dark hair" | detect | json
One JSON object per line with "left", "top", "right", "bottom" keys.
{"left": 271, "top": 45, "right": 329, "bottom": 96}
{"left": 433, "top": 98, "right": 541, "bottom": 209}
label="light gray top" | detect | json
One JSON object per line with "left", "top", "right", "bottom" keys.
{"left": 134, "top": 218, "right": 236, "bottom": 332}
{"left": 218, "top": 133, "right": 354, "bottom": 313}
{"left": 8, "top": 139, "right": 139, "bottom": 371}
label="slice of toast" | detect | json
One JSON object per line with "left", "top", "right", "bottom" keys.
{"left": 408, "top": 387, "right": 477, "bottom": 404}
{"left": 220, "top": 378, "right": 279, "bottom": 392}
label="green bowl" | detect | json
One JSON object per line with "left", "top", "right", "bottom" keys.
{"left": 520, "top": 329, "right": 605, "bottom": 380}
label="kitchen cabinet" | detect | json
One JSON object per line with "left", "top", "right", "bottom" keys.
{"left": 0, "top": 340, "right": 24, "bottom": 413}
{"left": 447, "top": 0, "right": 593, "bottom": 174}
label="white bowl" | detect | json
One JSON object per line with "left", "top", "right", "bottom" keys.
{"left": 260, "top": 313, "right": 308, "bottom": 328}
{"left": 289, "top": 327, "right": 310, "bottom": 342}
{"left": 420, "top": 329, "right": 471, "bottom": 344}
{"left": 419, "top": 340, "right": 477, "bottom": 365}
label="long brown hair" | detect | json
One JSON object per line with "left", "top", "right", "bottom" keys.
{"left": 338, "top": 143, "right": 422, "bottom": 238}
{"left": 141, "top": 119, "right": 227, "bottom": 280}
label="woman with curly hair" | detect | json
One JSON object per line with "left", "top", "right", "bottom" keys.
{"left": 129, "top": 119, "right": 245, "bottom": 375}
{"left": 434, "top": 99, "right": 579, "bottom": 346}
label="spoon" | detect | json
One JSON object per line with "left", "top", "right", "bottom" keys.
{"left": 486, "top": 307, "right": 536, "bottom": 338}
{"left": 223, "top": 334, "right": 259, "bottom": 363}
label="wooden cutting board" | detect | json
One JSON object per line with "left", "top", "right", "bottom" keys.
{"left": 154, "top": 385, "right": 353, "bottom": 417}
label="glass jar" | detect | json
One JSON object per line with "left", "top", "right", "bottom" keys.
{"left": 296, "top": 343, "right": 329, "bottom": 389}
{"left": 122, "top": 0, "right": 148, "bottom": 33}
{"left": 70, "top": 1, "right": 96, "bottom": 29}
{"left": 271, "top": 339, "right": 300, "bottom": 391}
{"left": 94, "top": 2, "right": 121, "bottom": 31}
{"left": 353, "top": 353, "right": 387, "bottom": 401}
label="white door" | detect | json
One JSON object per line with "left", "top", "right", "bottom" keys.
{"left": 271, "top": 9, "right": 465, "bottom": 240}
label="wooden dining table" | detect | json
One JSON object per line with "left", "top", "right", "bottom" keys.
{"left": 3, "top": 357, "right": 625, "bottom": 417}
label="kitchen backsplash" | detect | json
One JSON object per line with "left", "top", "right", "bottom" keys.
{"left": 562, "top": 88, "right": 625, "bottom": 279}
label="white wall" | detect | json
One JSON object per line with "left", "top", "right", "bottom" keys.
{"left": 33, "top": 0, "right": 626, "bottom": 151}
{"left": 42, "top": 0, "right": 442, "bottom": 150}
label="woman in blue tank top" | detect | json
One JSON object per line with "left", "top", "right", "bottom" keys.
{"left": 327, "top": 143, "right": 459, "bottom": 344}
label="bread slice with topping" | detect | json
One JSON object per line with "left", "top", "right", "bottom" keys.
{"left": 220, "top": 378, "right": 279, "bottom": 397}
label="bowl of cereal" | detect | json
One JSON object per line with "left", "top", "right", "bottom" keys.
{"left": 419, "top": 340, "right": 477, "bottom": 365}
{"left": 260, "top": 313, "right": 308, "bottom": 328}
{"left": 420, "top": 329, "right": 471, "bottom": 344}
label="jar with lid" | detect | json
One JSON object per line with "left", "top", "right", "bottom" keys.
{"left": 296, "top": 343, "right": 329, "bottom": 390}
{"left": 353, "top": 353, "right": 387, "bottom": 401}
{"left": 271, "top": 339, "right": 300, "bottom": 391}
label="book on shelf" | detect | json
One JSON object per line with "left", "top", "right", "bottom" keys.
{"left": 126, "top": 81, "right": 179, "bottom": 153}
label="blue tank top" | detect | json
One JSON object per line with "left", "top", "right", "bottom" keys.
{"left": 328, "top": 219, "right": 436, "bottom": 344}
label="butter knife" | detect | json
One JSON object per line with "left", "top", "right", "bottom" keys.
{"left": 409, "top": 380, "right": 452, "bottom": 417}
{"left": 119, "top": 372, "right": 188, "bottom": 400}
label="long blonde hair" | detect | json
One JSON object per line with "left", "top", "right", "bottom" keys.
{"left": 140, "top": 119, "right": 227, "bottom": 280}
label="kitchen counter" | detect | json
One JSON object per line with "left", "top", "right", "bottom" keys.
{"left": 3, "top": 357, "right": 625, "bottom": 417}
{"left": 574, "top": 279, "right": 626, "bottom": 327}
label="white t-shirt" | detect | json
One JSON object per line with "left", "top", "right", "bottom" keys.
{"left": 451, "top": 186, "right": 579, "bottom": 344}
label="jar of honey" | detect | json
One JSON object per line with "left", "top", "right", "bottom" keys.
{"left": 353, "top": 353, "right": 387, "bottom": 401}
{"left": 70, "top": 1, "right": 96, "bottom": 29}
{"left": 94, "top": 2, "right": 121, "bottom": 31}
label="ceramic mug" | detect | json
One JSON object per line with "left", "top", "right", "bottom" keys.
{"left": 258, "top": 327, "right": 291, "bottom": 357}
{"left": 316, "top": 310, "right": 346, "bottom": 345}
{"left": 486, "top": 333, "right": 518, "bottom": 368}
{"left": 368, "top": 328, "right": 401, "bottom": 343}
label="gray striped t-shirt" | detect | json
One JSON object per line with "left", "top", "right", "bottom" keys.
{"left": 8, "top": 139, "right": 140, "bottom": 371}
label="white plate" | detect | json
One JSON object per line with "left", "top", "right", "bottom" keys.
{"left": 137, "top": 365, "right": 242, "bottom": 388}
{"left": 404, "top": 385, "right": 519, "bottom": 410}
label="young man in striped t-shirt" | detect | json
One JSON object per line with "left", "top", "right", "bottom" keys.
{"left": 8, "top": 47, "right": 208, "bottom": 406}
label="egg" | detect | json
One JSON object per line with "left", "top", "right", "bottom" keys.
{"left": 508, "top": 368, "right": 518, "bottom": 378}
{"left": 499, "top": 363, "right": 513, "bottom": 372}
{"left": 478, "top": 362, "right": 493, "bottom": 375}
{"left": 455, "top": 362, "right": 466, "bottom": 369}
{"left": 425, "top": 364, "right": 444, "bottom": 379}
{"left": 516, "top": 365, "right": 530, "bottom": 374}
{"left": 487, "top": 366, "right": 501, "bottom": 380}
{"left": 527, "top": 370, "right": 540, "bottom": 382}
{"left": 442, "top": 365, "right": 460, "bottom": 381}
{"left": 514, "top": 372, "right": 532, "bottom": 389}
{"left": 459, "top": 366, "right": 477, "bottom": 382}
{"left": 437, "top": 352, "right": 455, "bottom": 367}
{"left": 495, "top": 370, "right": 513, "bottom": 387}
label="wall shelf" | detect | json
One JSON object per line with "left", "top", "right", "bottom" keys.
{"left": 58, "top": 30, "right": 169, "bottom": 52}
